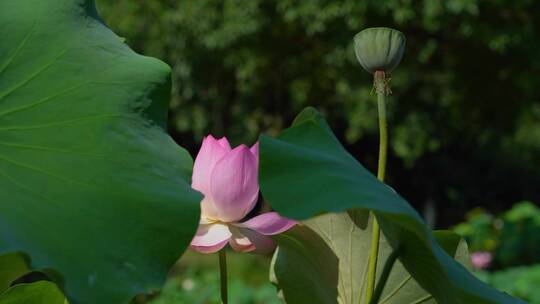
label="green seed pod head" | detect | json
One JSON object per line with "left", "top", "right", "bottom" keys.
{"left": 354, "top": 27, "right": 405, "bottom": 74}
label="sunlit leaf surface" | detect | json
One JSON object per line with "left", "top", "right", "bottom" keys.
{"left": 0, "top": 1, "right": 201, "bottom": 303}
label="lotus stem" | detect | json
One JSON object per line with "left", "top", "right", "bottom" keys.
{"left": 365, "top": 70, "right": 389, "bottom": 304}
{"left": 369, "top": 245, "right": 402, "bottom": 304}
{"left": 219, "top": 249, "right": 228, "bottom": 304}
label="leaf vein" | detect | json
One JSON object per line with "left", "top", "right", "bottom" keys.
{"left": 0, "top": 166, "right": 53, "bottom": 203}
{"left": 0, "top": 82, "right": 90, "bottom": 117}
{"left": 0, "top": 141, "right": 105, "bottom": 157}
{"left": 0, "top": 153, "right": 97, "bottom": 188}
{"left": 409, "top": 294, "right": 433, "bottom": 304}
{"left": 0, "top": 113, "right": 132, "bottom": 131}
{"left": 0, "top": 49, "right": 68, "bottom": 101}
{"left": 379, "top": 275, "right": 413, "bottom": 304}
{"left": 0, "top": 23, "right": 36, "bottom": 75}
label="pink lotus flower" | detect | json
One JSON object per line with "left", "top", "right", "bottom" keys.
{"left": 471, "top": 251, "right": 492, "bottom": 270}
{"left": 190, "top": 135, "right": 296, "bottom": 254}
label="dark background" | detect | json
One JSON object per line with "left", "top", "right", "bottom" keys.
{"left": 96, "top": 0, "right": 540, "bottom": 228}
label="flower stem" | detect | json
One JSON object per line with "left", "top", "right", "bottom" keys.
{"left": 365, "top": 71, "right": 388, "bottom": 304}
{"left": 369, "top": 245, "right": 402, "bottom": 304}
{"left": 219, "top": 249, "right": 228, "bottom": 304}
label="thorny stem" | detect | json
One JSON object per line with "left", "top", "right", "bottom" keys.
{"left": 365, "top": 70, "right": 389, "bottom": 304}
{"left": 219, "top": 249, "right": 228, "bottom": 304}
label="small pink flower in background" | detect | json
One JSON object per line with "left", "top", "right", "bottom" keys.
{"left": 190, "top": 135, "right": 296, "bottom": 254}
{"left": 471, "top": 251, "right": 492, "bottom": 270}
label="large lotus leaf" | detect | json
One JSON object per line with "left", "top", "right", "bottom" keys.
{"left": 260, "top": 107, "right": 523, "bottom": 303}
{"left": 0, "top": 281, "right": 66, "bottom": 304}
{"left": 0, "top": 1, "right": 201, "bottom": 303}
{"left": 270, "top": 212, "right": 470, "bottom": 304}
{"left": 0, "top": 252, "right": 31, "bottom": 293}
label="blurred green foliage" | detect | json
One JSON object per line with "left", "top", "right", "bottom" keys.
{"left": 453, "top": 202, "right": 540, "bottom": 302}
{"left": 454, "top": 201, "right": 540, "bottom": 269}
{"left": 476, "top": 265, "right": 540, "bottom": 304}
{"left": 132, "top": 251, "right": 280, "bottom": 304}
{"left": 95, "top": 0, "right": 540, "bottom": 225}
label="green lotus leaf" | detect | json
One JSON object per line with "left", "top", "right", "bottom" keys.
{"left": 0, "top": 0, "right": 201, "bottom": 303}
{"left": 260, "top": 107, "right": 523, "bottom": 303}
{"left": 270, "top": 212, "right": 471, "bottom": 304}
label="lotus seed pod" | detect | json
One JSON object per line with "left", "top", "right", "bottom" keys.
{"left": 354, "top": 27, "right": 405, "bottom": 74}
